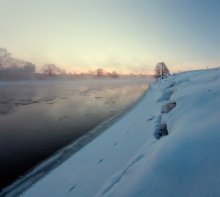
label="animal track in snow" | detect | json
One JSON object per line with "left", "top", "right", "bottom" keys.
{"left": 147, "top": 115, "right": 155, "bottom": 121}
{"left": 98, "top": 158, "right": 104, "bottom": 163}
{"left": 68, "top": 184, "right": 77, "bottom": 193}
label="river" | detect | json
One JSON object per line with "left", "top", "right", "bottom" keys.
{"left": 0, "top": 77, "right": 152, "bottom": 190}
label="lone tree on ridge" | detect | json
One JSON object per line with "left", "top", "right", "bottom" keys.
{"left": 155, "top": 62, "right": 170, "bottom": 78}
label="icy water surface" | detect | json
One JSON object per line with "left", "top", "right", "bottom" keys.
{"left": 0, "top": 77, "right": 152, "bottom": 189}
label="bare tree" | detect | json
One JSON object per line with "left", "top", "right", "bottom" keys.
{"left": 42, "top": 64, "right": 55, "bottom": 76}
{"left": 22, "top": 62, "right": 36, "bottom": 78}
{"left": 96, "top": 68, "right": 104, "bottom": 77}
{"left": 0, "top": 48, "right": 36, "bottom": 80}
{"left": 155, "top": 62, "right": 170, "bottom": 78}
{"left": 109, "top": 71, "right": 119, "bottom": 78}
{"left": 0, "top": 48, "right": 11, "bottom": 71}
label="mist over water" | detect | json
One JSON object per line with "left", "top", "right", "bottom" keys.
{"left": 0, "top": 77, "right": 153, "bottom": 190}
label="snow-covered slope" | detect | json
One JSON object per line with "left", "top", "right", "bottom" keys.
{"left": 98, "top": 68, "right": 220, "bottom": 197}
{"left": 10, "top": 68, "right": 220, "bottom": 196}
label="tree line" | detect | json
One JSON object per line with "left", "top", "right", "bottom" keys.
{"left": 0, "top": 48, "right": 169, "bottom": 80}
{"left": 0, "top": 48, "right": 122, "bottom": 80}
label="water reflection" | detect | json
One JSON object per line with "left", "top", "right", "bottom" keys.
{"left": 0, "top": 78, "right": 152, "bottom": 189}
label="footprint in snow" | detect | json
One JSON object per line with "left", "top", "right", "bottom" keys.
{"left": 147, "top": 116, "right": 155, "bottom": 121}
{"left": 154, "top": 123, "right": 169, "bottom": 139}
{"left": 68, "top": 184, "right": 77, "bottom": 193}
{"left": 98, "top": 158, "right": 104, "bottom": 163}
{"left": 161, "top": 102, "right": 176, "bottom": 114}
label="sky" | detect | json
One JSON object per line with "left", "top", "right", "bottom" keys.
{"left": 0, "top": 0, "right": 220, "bottom": 74}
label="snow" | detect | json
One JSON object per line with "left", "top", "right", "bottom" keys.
{"left": 98, "top": 68, "right": 220, "bottom": 197}
{"left": 7, "top": 68, "right": 220, "bottom": 196}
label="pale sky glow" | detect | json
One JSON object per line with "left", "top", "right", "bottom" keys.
{"left": 0, "top": 0, "right": 220, "bottom": 74}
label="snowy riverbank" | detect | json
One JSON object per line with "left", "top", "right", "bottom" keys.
{"left": 5, "top": 67, "right": 220, "bottom": 197}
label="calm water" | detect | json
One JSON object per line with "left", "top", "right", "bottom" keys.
{"left": 0, "top": 77, "right": 152, "bottom": 189}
